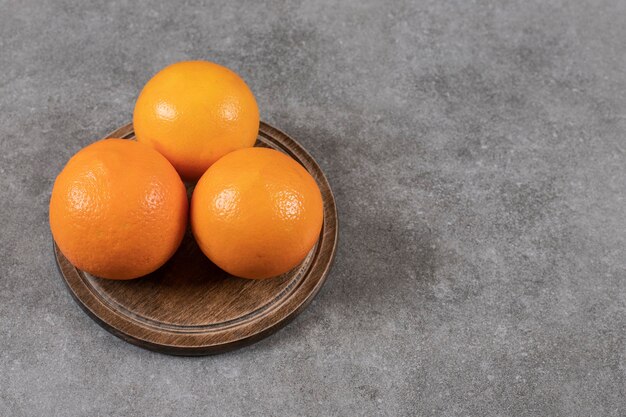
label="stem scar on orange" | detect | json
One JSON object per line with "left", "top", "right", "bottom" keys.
{"left": 133, "top": 60, "right": 260, "bottom": 182}
{"left": 190, "top": 147, "right": 324, "bottom": 280}
{"left": 49, "top": 139, "right": 188, "bottom": 280}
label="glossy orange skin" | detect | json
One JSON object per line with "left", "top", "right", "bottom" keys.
{"left": 50, "top": 139, "right": 188, "bottom": 280}
{"left": 191, "top": 148, "right": 324, "bottom": 279}
{"left": 133, "top": 61, "right": 260, "bottom": 181}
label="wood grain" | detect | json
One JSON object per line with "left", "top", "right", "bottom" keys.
{"left": 54, "top": 122, "right": 338, "bottom": 355}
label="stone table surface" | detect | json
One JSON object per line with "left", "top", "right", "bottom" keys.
{"left": 2, "top": 0, "right": 626, "bottom": 416}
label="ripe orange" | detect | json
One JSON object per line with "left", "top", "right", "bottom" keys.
{"left": 191, "top": 148, "right": 324, "bottom": 279}
{"left": 133, "top": 60, "right": 260, "bottom": 181}
{"left": 49, "top": 139, "right": 188, "bottom": 280}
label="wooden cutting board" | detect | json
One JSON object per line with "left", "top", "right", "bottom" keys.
{"left": 54, "top": 122, "right": 337, "bottom": 355}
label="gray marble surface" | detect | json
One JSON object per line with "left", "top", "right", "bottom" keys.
{"left": 2, "top": 0, "right": 626, "bottom": 415}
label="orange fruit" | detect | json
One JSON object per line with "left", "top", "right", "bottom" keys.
{"left": 191, "top": 148, "right": 324, "bottom": 279}
{"left": 133, "top": 60, "right": 260, "bottom": 181}
{"left": 50, "top": 139, "right": 188, "bottom": 280}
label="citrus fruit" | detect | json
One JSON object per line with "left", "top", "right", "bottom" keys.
{"left": 191, "top": 147, "right": 324, "bottom": 279}
{"left": 50, "top": 139, "right": 188, "bottom": 280}
{"left": 133, "top": 60, "right": 260, "bottom": 181}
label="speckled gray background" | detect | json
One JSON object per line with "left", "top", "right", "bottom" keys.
{"left": 1, "top": 0, "right": 625, "bottom": 415}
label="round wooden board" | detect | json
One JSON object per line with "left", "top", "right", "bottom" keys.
{"left": 54, "top": 122, "right": 337, "bottom": 356}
